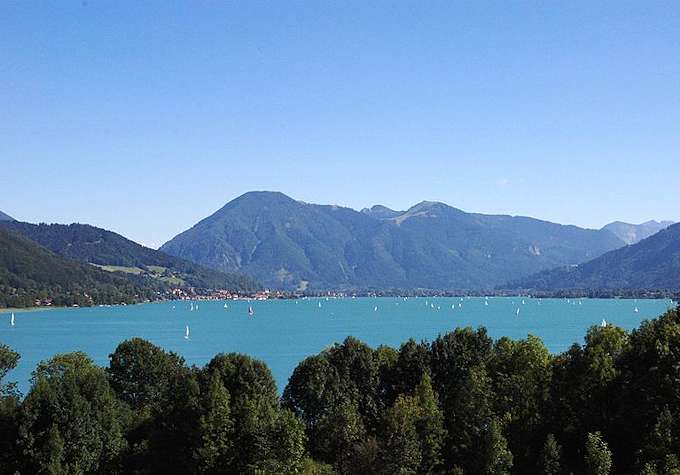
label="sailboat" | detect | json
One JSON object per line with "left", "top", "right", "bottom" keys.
{"left": 248, "top": 306, "right": 254, "bottom": 317}
{"left": 485, "top": 300, "right": 489, "bottom": 306}
{"left": 318, "top": 301, "right": 322, "bottom": 309}
{"left": 374, "top": 306, "right": 378, "bottom": 312}
{"left": 224, "top": 303, "right": 228, "bottom": 309}
{"left": 516, "top": 308, "right": 520, "bottom": 317}
{"left": 601, "top": 319, "right": 607, "bottom": 327}
{"left": 634, "top": 307, "right": 639, "bottom": 313}
{"left": 184, "top": 325, "right": 190, "bottom": 340}
{"left": 190, "top": 302, "right": 194, "bottom": 311}
{"left": 10, "top": 313, "right": 15, "bottom": 327}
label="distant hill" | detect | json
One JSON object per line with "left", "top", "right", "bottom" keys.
{"left": 510, "top": 222, "right": 680, "bottom": 290}
{"left": 160, "top": 191, "right": 625, "bottom": 290}
{"left": 0, "top": 210, "right": 14, "bottom": 221}
{"left": 602, "top": 220, "right": 674, "bottom": 245}
{"left": 0, "top": 222, "right": 260, "bottom": 292}
{"left": 0, "top": 227, "right": 163, "bottom": 308}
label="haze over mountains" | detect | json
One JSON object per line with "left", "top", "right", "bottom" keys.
{"left": 161, "top": 191, "right": 630, "bottom": 291}
{"left": 602, "top": 220, "right": 675, "bottom": 245}
{"left": 514, "top": 223, "right": 680, "bottom": 290}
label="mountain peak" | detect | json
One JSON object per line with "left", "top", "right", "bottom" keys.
{"left": 361, "top": 205, "right": 402, "bottom": 220}
{"left": 602, "top": 220, "right": 674, "bottom": 245}
{"left": 0, "top": 210, "right": 14, "bottom": 221}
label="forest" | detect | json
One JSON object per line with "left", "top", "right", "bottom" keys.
{"left": 1, "top": 307, "right": 680, "bottom": 474}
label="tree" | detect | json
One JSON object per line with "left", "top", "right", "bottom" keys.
{"left": 387, "top": 339, "right": 431, "bottom": 403}
{"left": 479, "top": 418, "right": 513, "bottom": 475}
{"left": 283, "top": 353, "right": 345, "bottom": 458}
{"left": 585, "top": 431, "right": 612, "bottom": 475}
{"left": 414, "top": 373, "right": 446, "bottom": 473}
{"left": 263, "top": 408, "right": 308, "bottom": 474}
{"left": 108, "top": 338, "right": 186, "bottom": 412}
{"left": 0, "top": 344, "right": 20, "bottom": 398}
{"left": 443, "top": 364, "right": 494, "bottom": 471}
{"left": 541, "top": 433, "right": 562, "bottom": 475}
{"left": 194, "top": 372, "right": 234, "bottom": 473}
{"left": 382, "top": 394, "right": 422, "bottom": 474}
{"left": 43, "top": 424, "right": 65, "bottom": 475}
{"left": 316, "top": 400, "right": 366, "bottom": 474}
{"left": 17, "top": 352, "right": 127, "bottom": 474}
{"left": 0, "top": 344, "right": 20, "bottom": 474}
{"left": 489, "top": 335, "right": 552, "bottom": 472}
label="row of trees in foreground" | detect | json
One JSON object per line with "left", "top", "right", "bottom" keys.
{"left": 2, "top": 308, "right": 680, "bottom": 474}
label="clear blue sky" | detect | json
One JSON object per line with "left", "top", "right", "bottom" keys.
{"left": 2, "top": 1, "right": 679, "bottom": 248}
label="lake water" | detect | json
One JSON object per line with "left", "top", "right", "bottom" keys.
{"left": 0, "top": 297, "right": 673, "bottom": 395}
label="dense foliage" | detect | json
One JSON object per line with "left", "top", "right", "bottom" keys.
{"left": 2, "top": 308, "right": 680, "bottom": 473}
{"left": 0, "top": 228, "right": 163, "bottom": 308}
{"left": 514, "top": 223, "right": 680, "bottom": 290}
{"left": 160, "top": 191, "right": 624, "bottom": 290}
{"left": 0, "top": 221, "right": 260, "bottom": 292}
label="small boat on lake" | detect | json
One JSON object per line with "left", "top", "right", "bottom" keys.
{"left": 248, "top": 306, "right": 254, "bottom": 317}
{"left": 184, "top": 325, "right": 190, "bottom": 340}
{"left": 10, "top": 313, "right": 15, "bottom": 326}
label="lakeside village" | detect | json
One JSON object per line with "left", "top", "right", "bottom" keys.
{"left": 29, "top": 287, "right": 680, "bottom": 309}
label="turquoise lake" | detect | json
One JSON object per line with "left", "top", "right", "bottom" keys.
{"left": 0, "top": 297, "right": 674, "bottom": 395}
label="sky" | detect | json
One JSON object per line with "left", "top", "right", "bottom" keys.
{"left": 2, "top": 1, "right": 679, "bottom": 248}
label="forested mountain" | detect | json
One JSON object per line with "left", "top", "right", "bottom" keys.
{"left": 160, "top": 191, "right": 625, "bottom": 290}
{"left": 512, "top": 222, "right": 680, "bottom": 290}
{"left": 0, "top": 221, "right": 259, "bottom": 292}
{"left": 0, "top": 211, "right": 14, "bottom": 221}
{"left": 0, "top": 227, "right": 163, "bottom": 307}
{"left": 602, "top": 220, "right": 674, "bottom": 245}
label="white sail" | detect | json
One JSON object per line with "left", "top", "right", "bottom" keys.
{"left": 634, "top": 307, "right": 639, "bottom": 313}
{"left": 10, "top": 313, "right": 15, "bottom": 326}
{"left": 374, "top": 306, "right": 378, "bottom": 312}
{"left": 248, "top": 306, "right": 254, "bottom": 316}
{"left": 184, "top": 325, "right": 190, "bottom": 339}
{"left": 224, "top": 303, "right": 228, "bottom": 309}
{"left": 516, "top": 308, "right": 520, "bottom": 316}
{"left": 601, "top": 319, "right": 607, "bottom": 327}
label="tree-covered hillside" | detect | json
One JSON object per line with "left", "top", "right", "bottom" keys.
{"left": 0, "top": 228, "right": 163, "bottom": 308}
{"left": 512, "top": 222, "right": 680, "bottom": 290}
{"left": 160, "top": 191, "right": 624, "bottom": 290}
{"left": 0, "top": 221, "right": 260, "bottom": 292}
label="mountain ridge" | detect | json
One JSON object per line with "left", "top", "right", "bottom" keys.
{"left": 160, "top": 191, "right": 626, "bottom": 290}
{"left": 602, "top": 220, "right": 674, "bottom": 245}
{"left": 0, "top": 227, "right": 163, "bottom": 308}
{"left": 510, "top": 222, "right": 680, "bottom": 290}
{"left": 0, "top": 221, "right": 260, "bottom": 292}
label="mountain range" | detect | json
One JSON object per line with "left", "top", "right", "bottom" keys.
{"left": 0, "top": 210, "right": 14, "bottom": 221}
{"left": 512, "top": 222, "right": 680, "bottom": 290}
{"left": 160, "top": 191, "right": 628, "bottom": 290}
{"left": 0, "top": 221, "right": 260, "bottom": 292}
{"left": 602, "top": 220, "right": 674, "bottom": 245}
